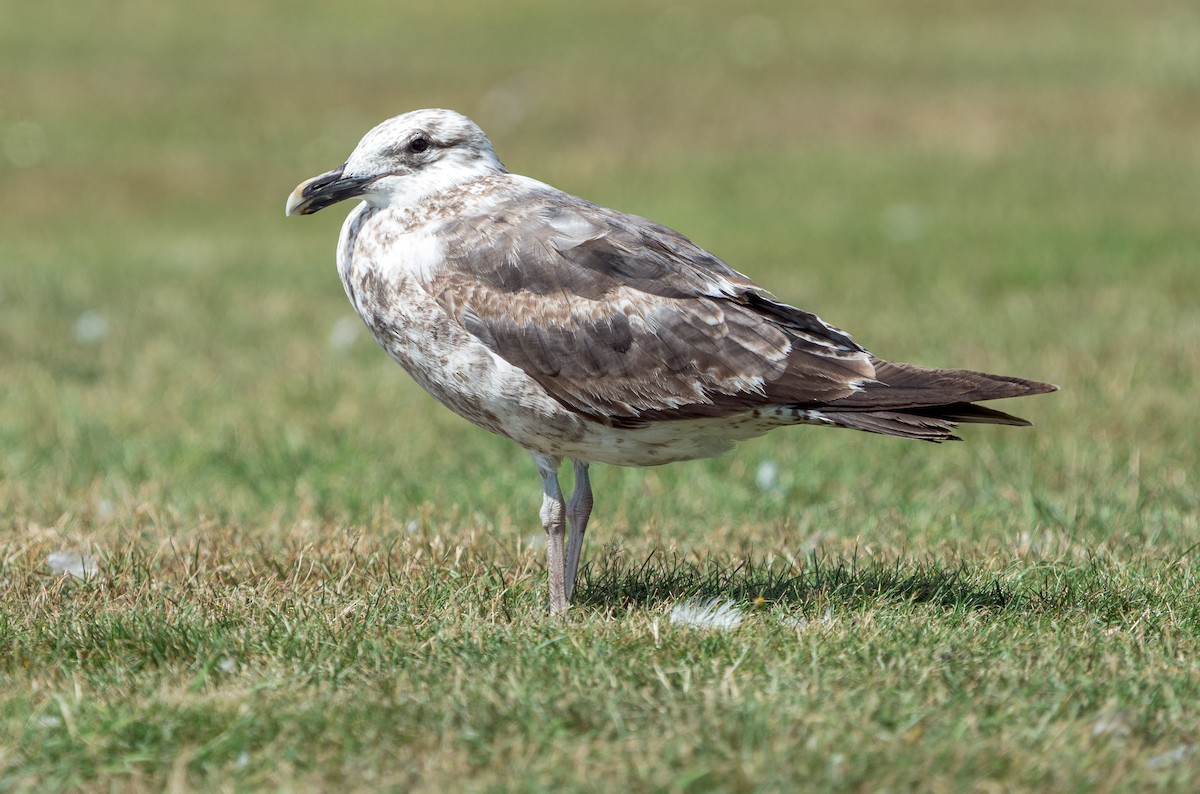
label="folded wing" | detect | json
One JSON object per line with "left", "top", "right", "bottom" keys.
{"left": 430, "top": 193, "right": 876, "bottom": 427}
{"left": 428, "top": 188, "right": 1054, "bottom": 438}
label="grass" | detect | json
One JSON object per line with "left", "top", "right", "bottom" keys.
{"left": 2, "top": 0, "right": 1199, "bottom": 790}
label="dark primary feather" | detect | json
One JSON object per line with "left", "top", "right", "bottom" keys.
{"left": 430, "top": 186, "right": 1054, "bottom": 437}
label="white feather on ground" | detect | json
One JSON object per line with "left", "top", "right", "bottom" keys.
{"left": 669, "top": 597, "right": 744, "bottom": 631}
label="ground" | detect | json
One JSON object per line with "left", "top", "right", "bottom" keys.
{"left": 1, "top": 1, "right": 1199, "bottom": 790}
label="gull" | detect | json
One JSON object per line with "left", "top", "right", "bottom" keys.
{"left": 286, "top": 108, "right": 1055, "bottom": 614}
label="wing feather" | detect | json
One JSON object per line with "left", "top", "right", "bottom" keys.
{"left": 428, "top": 189, "right": 874, "bottom": 425}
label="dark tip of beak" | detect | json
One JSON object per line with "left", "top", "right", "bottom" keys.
{"left": 285, "top": 164, "right": 375, "bottom": 217}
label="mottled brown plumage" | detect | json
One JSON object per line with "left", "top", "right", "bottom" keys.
{"left": 286, "top": 108, "right": 1056, "bottom": 614}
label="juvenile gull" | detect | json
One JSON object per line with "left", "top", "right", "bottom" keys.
{"left": 286, "top": 108, "right": 1055, "bottom": 614}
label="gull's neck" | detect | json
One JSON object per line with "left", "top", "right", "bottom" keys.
{"left": 368, "top": 155, "right": 506, "bottom": 211}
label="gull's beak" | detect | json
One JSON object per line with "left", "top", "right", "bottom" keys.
{"left": 285, "top": 164, "right": 375, "bottom": 216}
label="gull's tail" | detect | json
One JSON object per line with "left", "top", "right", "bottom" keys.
{"left": 814, "top": 359, "right": 1057, "bottom": 442}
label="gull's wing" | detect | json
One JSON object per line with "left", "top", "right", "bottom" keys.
{"left": 427, "top": 188, "right": 876, "bottom": 427}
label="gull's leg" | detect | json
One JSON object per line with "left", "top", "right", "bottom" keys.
{"left": 534, "top": 453, "right": 568, "bottom": 615}
{"left": 564, "top": 460, "right": 593, "bottom": 603}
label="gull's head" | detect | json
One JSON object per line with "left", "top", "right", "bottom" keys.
{"left": 285, "top": 108, "right": 505, "bottom": 216}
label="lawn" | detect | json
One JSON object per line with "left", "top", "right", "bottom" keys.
{"left": 2, "top": 1, "right": 1199, "bottom": 790}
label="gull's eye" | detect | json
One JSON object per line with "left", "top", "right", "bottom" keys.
{"left": 409, "top": 136, "right": 431, "bottom": 154}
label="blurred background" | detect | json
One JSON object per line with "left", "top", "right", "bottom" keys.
{"left": 2, "top": 0, "right": 1197, "bottom": 551}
